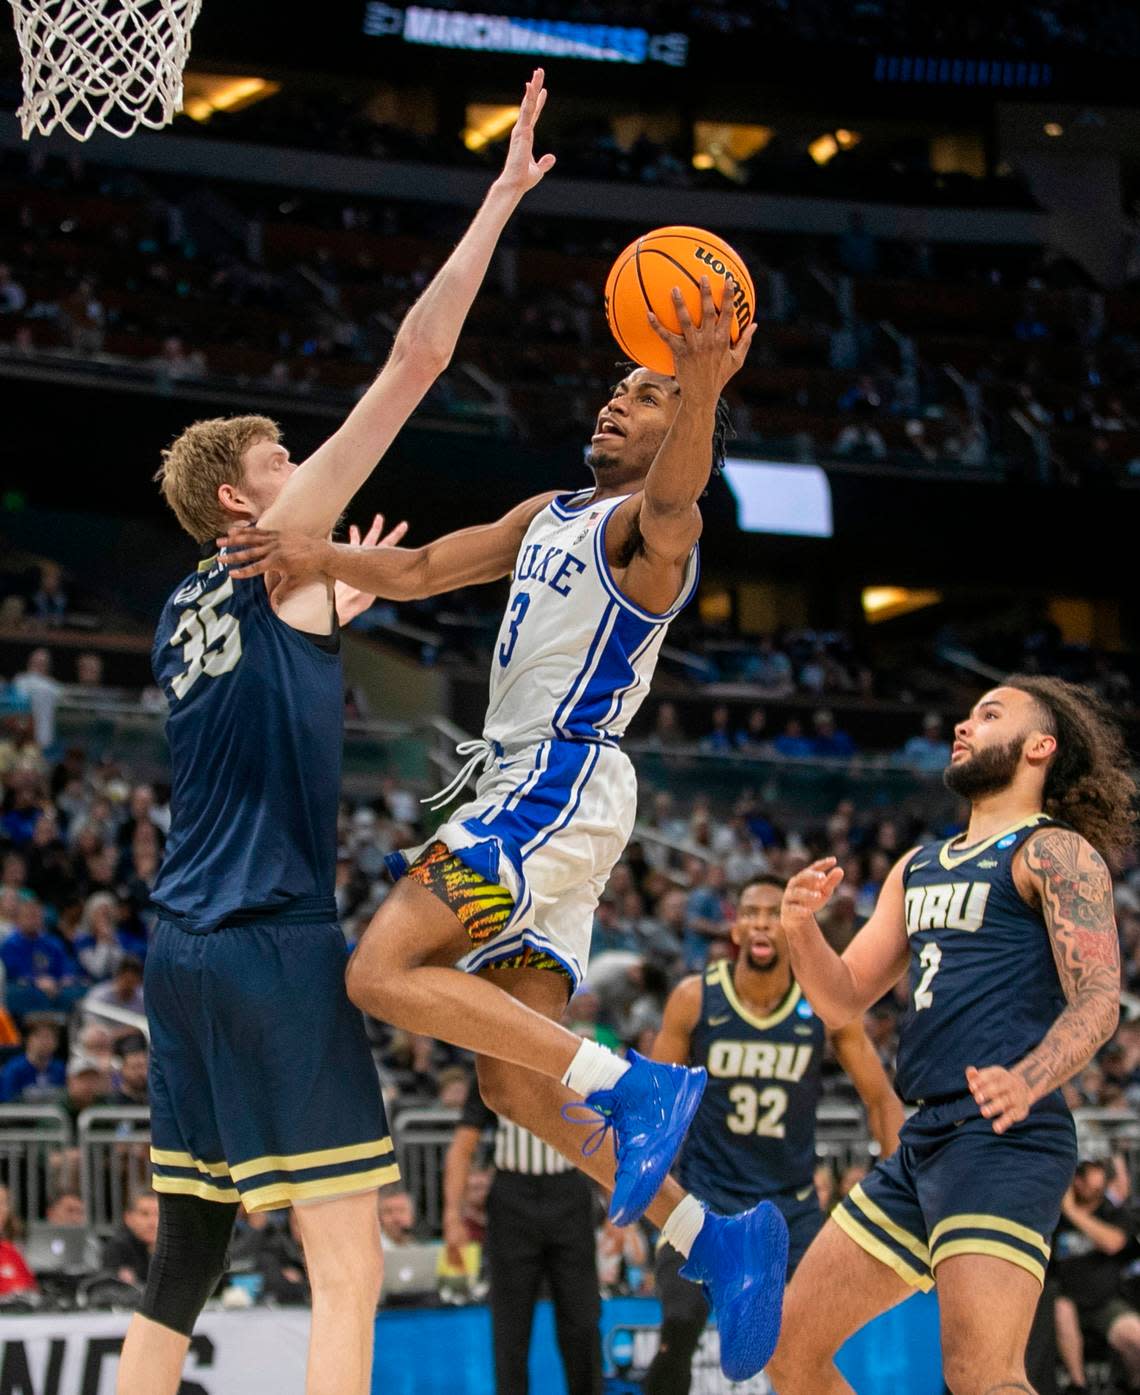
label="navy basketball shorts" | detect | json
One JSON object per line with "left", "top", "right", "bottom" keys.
{"left": 833, "top": 1092, "right": 1077, "bottom": 1290}
{"left": 146, "top": 917, "right": 398, "bottom": 1212}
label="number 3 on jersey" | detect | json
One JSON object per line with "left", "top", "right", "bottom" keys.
{"left": 914, "top": 941, "right": 942, "bottom": 1012}
{"left": 498, "top": 592, "right": 530, "bottom": 668}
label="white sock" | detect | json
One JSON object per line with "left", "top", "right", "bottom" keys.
{"left": 661, "top": 1193, "right": 705, "bottom": 1259}
{"left": 561, "top": 1038, "right": 630, "bottom": 1096}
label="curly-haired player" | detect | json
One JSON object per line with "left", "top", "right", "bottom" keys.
{"left": 769, "top": 676, "right": 1134, "bottom": 1395}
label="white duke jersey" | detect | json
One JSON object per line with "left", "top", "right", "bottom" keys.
{"left": 484, "top": 489, "right": 700, "bottom": 751}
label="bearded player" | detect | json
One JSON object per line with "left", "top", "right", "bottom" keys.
{"left": 767, "top": 677, "right": 1132, "bottom": 1395}
{"left": 220, "top": 278, "right": 789, "bottom": 1379}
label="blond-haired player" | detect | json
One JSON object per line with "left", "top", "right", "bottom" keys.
{"left": 117, "top": 72, "right": 555, "bottom": 1395}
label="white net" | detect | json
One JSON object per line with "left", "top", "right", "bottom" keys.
{"left": 9, "top": 0, "right": 203, "bottom": 141}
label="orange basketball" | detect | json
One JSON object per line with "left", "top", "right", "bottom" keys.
{"left": 604, "top": 225, "right": 756, "bottom": 376}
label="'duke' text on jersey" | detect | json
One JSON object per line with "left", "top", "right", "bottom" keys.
{"left": 514, "top": 543, "right": 587, "bottom": 596}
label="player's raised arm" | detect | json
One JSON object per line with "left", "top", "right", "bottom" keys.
{"left": 829, "top": 1020, "right": 904, "bottom": 1157}
{"left": 257, "top": 70, "right": 555, "bottom": 539}
{"left": 967, "top": 827, "right": 1120, "bottom": 1134}
{"left": 637, "top": 276, "right": 756, "bottom": 559}
{"left": 781, "top": 854, "right": 913, "bottom": 1030}
{"left": 219, "top": 492, "right": 556, "bottom": 601}
{"left": 651, "top": 975, "right": 703, "bottom": 1066}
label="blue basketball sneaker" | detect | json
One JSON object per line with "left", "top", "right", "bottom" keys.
{"left": 568, "top": 1050, "right": 706, "bottom": 1225}
{"left": 680, "top": 1201, "right": 789, "bottom": 1380}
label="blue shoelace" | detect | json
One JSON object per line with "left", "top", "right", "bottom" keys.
{"left": 561, "top": 1097, "right": 617, "bottom": 1158}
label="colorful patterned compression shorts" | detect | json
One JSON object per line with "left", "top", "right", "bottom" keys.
{"left": 406, "top": 840, "right": 569, "bottom": 979}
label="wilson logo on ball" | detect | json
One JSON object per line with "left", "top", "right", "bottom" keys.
{"left": 695, "top": 247, "right": 752, "bottom": 328}
{"left": 604, "top": 225, "right": 756, "bottom": 376}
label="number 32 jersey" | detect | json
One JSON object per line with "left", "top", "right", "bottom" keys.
{"left": 149, "top": 554, "right": 343, "bottom": 930}
{"left": 484, "top": 490, "right": 699, "bottom": 752}
{"left": 676, "top": 961, "right": 825, "bottom": 1213}
{"left": 894, "top": 815, "right": 1067, "bottom": 1105}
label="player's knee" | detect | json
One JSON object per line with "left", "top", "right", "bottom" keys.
{"left": 765, "top": 1324, "right": 826, "bottom": 1394}
{"left": 940, "top": 1348, "right": 1025, "bottom": 1395}
{"left": 311, "top": 1248, "right": 382, "bottom": 1309}
{"left": 1109, "top": 1311, "right": 1140, "bottom": 1355}
{"left": 345, "top": 939, "right": 398, "bottom": 1015}
{"left": 139, "top": 1194, "right": 236, "bottom": 1337}
{"left": 307, "top": 1225, "right": 382, "bottom": 1307}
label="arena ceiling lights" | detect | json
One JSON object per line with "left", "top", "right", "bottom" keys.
{"left": 692, "top": 123, "right": 773, "bottom": 182}
{"left": 463, "top": 104, "right": 520, "bottom": 152}
{"left": 861, "top": 587, "right": 943, "bottom": 624}
{"left": 182, "top": 73, "right": 280, "bottom": 123}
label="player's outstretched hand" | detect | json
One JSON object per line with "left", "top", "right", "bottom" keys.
{"left": 965, "top": 1064, "right": 1031, "bottom": 1134}
{"left": 335, "top": 513, "right": 409, "bottom": 623}
{"left": 216, "top": 525, "right": 329, "bottom": 581}
{"left": 781, "top": 858, "right": 844, "bottom": 936}
{"left": 648, "top": 274, "right": 757, "bottom": 399}
{"left": 495, "top": 68, "right": 556, "bottom": 196}
{"left": 347, "top": 512, "right": 408, "bottom": 552}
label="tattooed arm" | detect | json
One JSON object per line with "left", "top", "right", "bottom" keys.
{"left": 966, "top": 827, "right": 1120, "bottom": 1134}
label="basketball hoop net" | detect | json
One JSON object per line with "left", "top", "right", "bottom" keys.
{"left": 9, "top": 0, "right": 203, "bottom": 141}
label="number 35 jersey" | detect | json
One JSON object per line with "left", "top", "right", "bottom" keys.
{"left": 676, "top": 961, "right": 825, "bottom": 1213}
{"left": 149, "top": 554, "right": 342, "bottom": 931}
{"left": 894, "top": 815, "right": 1066, "bottom": 1106}
{"left": 484, "top": 490, "right": 699, "bottom": 753}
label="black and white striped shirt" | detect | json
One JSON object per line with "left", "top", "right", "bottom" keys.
{"left": 461, "top": 1086, "right": 571, "bottom": 1176}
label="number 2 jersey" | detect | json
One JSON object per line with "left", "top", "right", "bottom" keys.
{"left": 484, "top": 489, "right": 699, "bottom": 752}
{"left": 676, "top": 960, "right": 825, "bottom": 1213}
{"left": 894, "top": 814, "right": 1067, "bottom": 1105}
{"left": 149, "top": 554, "right": 342, "bottom": 930}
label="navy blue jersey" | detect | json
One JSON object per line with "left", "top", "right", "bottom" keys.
{"left": 676, "top": 960, "right": 825, "bottom": 1212}
{"left": 149, "top": 556, "right": 342, "bottom": 929}
{"left": 894, "top": 814, "right": 1066, "bottom": 1105}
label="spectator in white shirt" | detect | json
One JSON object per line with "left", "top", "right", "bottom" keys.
{"left": 12, "top": 649, "right": 63, "bottom": 749}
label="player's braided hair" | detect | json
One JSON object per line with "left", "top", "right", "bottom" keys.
{"left": 1005, "top": 672, "right": 1137, "bottom": 860}
{"left": 711, "top": 393, "right": 734, "bottom": 478}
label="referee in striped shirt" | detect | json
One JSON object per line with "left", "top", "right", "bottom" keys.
{"left": 444, "top": 1080, "right": 603, "bottom": 1395}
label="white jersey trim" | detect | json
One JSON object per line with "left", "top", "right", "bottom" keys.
{"left": 593, "top": 504, "right": 702, "bottom": 623}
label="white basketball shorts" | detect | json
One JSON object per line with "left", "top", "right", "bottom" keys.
{"left": 387, "top": 738, "right": 636, "bottom": 990}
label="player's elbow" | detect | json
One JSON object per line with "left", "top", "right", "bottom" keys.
{"left": 817, "top": 1002, "right": 860, "bottom": 1033}
{"left": 639, "top": 502, "right": 702, "bottom": 563}
{"left": 392, "top": 325, "right": 450, "bottom": 379}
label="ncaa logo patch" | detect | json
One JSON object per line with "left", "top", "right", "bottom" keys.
{"left": 796, "top": 999, "right": 814, "bottom": 1020}
{"left": 996, "top": 834, "right": 1017, "bottom": 849}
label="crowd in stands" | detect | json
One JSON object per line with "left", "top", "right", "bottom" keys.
{"left": 3, "top": 547, "right": 1136, "bottom": 755}
{"left": 2, "top": 632, "right": 1140, "bottom": 1385}
{"left": 1, "top": 643, "right": 1138, "bottom": 1188}
{"left": 3, "top": 133, "right": 1140, "bottom": 485}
